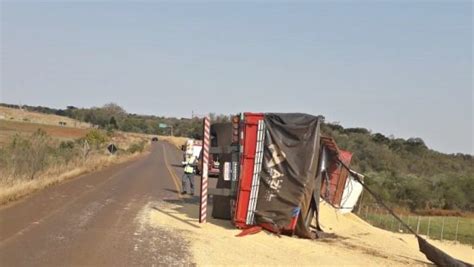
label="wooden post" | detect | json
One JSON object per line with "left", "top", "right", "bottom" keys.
{"left": 379, "top": 208, "right": 384, "bottom": 227}
{"left": 357, "top": 189, "right": 364, "bottom": 215}
{"left": 455, "top": 217, "right": 460, "bottom": 241}
{"left": 398, "top": 214, "right": 402, "bottom": 232}
{"left": 427, "top": 217, "right": 431, "bottom": 238}
{"left": 407, "top": 215, "right": 411, "bottom": 231}
{"left": 416, "top": 216, "right": 421, "bottom": 235}
{"left": 440, "top": 217, "right": 445, "bottom": 240}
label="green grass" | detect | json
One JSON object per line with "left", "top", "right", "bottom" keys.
{"left": 362, "top": 212, "right": 474, "bottom": 245}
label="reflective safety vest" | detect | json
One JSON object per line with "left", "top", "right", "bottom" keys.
{"left": 184, "top": 156, "right": 196, "bottom": 174}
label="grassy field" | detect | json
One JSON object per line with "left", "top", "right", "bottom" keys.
{"left": 0, "top": 106, "right": 94, "bottom": 147}
{"left": 0, "top": 106, "right": 192, "bottom": 205}
{"left": 0, "top": 106, "right": 90, "bottom": 128}
{"left": 362, "top": 211, "right": 474, "bottom": 245}
{"left": 0, "top": 119, "right": 91, "bottom": 146}
{"left": 157, "top": 135, "right": 187, "bottom": 149}
{"left": 0, "top": 128, "right": 153, "bottom": 205}
{"left": 0, "top": 107, "right": 157, "bottom": 205}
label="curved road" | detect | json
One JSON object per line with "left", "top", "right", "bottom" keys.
{"left": 0, "top": 141, "right": 195, "bottom": 266}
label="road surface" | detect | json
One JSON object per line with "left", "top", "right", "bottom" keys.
{"left": 0, "top": 141, "right": 196, "bottom": 266}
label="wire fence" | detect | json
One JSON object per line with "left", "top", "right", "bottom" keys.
{"left": 357, "top": 205, "right": 474, "bottom": 245}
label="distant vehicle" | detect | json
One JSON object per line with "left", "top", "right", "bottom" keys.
{"left": 182, "top": 139, "right": 202, "bottom": 164}
{"left": 195, "top": 130, "right": 220, "bottom": 177}
{"left": 151, "top": 137, "right": 159, "bottom": 141}
{"left": 196, "top": 153, "right": 220, "bottom": 177}
{"left": 182, "top": 138, "right": 220, "bottom": 177}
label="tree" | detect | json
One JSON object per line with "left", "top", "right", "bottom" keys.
{"left": 109, "top": 116, "right": 118, "bottom": 129}
{"left": 102, "top": 103, "right": 126, "bottom": 120}
{"left": 372, "top": 133, "right": 390, "bottom": 144}
{"left": 406, "top": 137, "right": 427, "bottom": 149}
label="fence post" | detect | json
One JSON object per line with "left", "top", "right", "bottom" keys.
{"left": 455, "top": 217, "right": 460, "bottom": 242}
{"left": 365, "top": 206, "right": 369, "bottom": 219}
{"left": 427, "top": 217, "right": 431, "bottom": 238}
{"left": 378, "top": 208, "right": 383, "bottom": 228}
{"left": 407, "top": 215, "right": 411, "bottom": 231}
{"left": 441, "top": 217, "right": 445, "bottom": 240}
{"left": 416, "top": 216, "right": 421, "bottom": 235}
{"left": 357, "top": 190, "right": 364, "bottom": 214}
{"left": 390, "top": 216, "right": 394, "bottom": 231}
{"left": 398, "top": 214, "right": 402, "bottom": 232}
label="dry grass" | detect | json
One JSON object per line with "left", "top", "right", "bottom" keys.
{"left": 0, "top": 151, "right": 146, "bottom": 205}
{"left": 157, "top": 135, "right": 187, "bottom": 149}
{"left": 0, "top": 119, "right": 91, "bottom": 146}
{"left": 0, "top": 132, "right": 181, "bottom": 205}
{"left": 0, "top": 105, "right": 180, "bottom": 206}
{"left": 113, "top": 131, "right": 186, "bottom": 148}
{"left": 0, "top": 126, "right": 153, "bottom": 205}
{"left": 108, "top": 131, "right": 154, "bottom": 151}
{"left": 0, "top": 106, "right": 90, "bottom": 128}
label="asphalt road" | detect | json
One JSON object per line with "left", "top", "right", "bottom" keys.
{"left": 0, "top": 141, "right": 196, "bottom": 266}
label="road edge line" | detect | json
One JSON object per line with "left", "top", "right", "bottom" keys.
{"left": 161, "top": 144, "right": 183, "bottom": 199}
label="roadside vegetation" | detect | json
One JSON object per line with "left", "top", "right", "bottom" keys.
{"left": 0, "top": 128, "right": 151, "bottom": 205}
{"left": 2, "top": 103, "right": 472, "bottom": 215}
{"left": 359, "top": 206, "right": 474, "bottom": 245}
{"left": 321, "top": 123, "right": 474, "bottom": 213}
{"left": 0, "top": 103, "right": 226, "bottom": 138}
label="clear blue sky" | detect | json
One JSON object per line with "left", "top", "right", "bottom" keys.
{"left": 1, "top": 1, "right": 472, "bottom": 154}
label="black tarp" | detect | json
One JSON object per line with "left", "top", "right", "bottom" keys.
{"left": 254, "top": 113, "right": 321, "bottom": 237}
{"left": 211, "top": 123, "right": 233, "bottom": 220}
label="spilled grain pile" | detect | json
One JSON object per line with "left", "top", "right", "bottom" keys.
{"left": 135, "top": 199, "right": 473, "bottom": 266}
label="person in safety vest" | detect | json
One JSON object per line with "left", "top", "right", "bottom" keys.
{"left": 181, "top": 155, "right": 196, "bottom": 195}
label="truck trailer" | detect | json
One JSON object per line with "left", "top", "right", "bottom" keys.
{"left": 203, "top": 113, "right": 363, "bottom": 238}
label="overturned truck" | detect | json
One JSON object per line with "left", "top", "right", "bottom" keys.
{"left": 200, "top": 112, "right": 470, "bottom": 267}
{"left": 204, "top": 113, "right": 361, "bottom": 237}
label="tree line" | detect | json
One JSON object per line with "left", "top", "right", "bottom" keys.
{"left": 322, "top": 123, "right": 474, "bottom": 212}
{"left": 1, "top": 103, "right": 207, "bottom": 138}
{"left": 2, "top": 103, "right": 472, "bottom": 212}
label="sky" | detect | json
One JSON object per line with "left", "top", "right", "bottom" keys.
{"left": 0, "top": 1, "right": 472, "bottom": 154}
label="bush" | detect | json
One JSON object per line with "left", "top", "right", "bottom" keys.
{"left": 6, "top": 129, "right": 53, "bottom": 180}
{"left": 127, "top": 141, "right": 145, "bottom": 154}
{"left": 57, "top": 140, "right": 78, "bottom": 164}
{"left": 106, "top": 126, "right": 115, "bottom": 137}
{"left": 59, "top": 140, "right": 75, "bottom": 150}
{"left": 83, "top": 129, "right": 108, "bottom": 149}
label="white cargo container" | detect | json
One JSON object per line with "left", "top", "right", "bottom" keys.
{"left": 339, "top": 173, "right": 364, "bottom": 214}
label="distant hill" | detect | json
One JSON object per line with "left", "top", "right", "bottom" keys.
{"left": 0, "top": 105, "right": 91, "bottom": 128}
{"left": 0, "top": 105, "right": 93, "bottom": 147}
{"left": 2, "top": 102, "right": 472, "bottom": 212}
{"left": 321, "top": 123, "right": 473, "bottom": 212}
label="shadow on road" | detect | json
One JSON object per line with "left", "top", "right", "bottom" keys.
{"left": 398, "top": 255, "right": 434, "bottom": 266}
{"left": 163, "top": 188, "right": 180, "bottom": 194}
{"left": 151, "top": 205, "right": 201, "bottom": 229}
{"left": 153, "top": 198, "right": 234, "bottom": 230}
